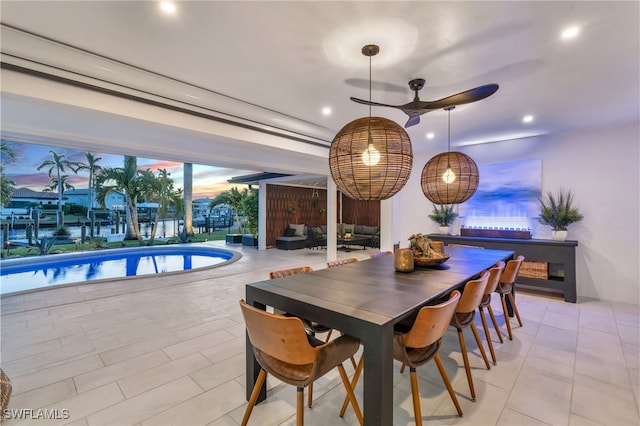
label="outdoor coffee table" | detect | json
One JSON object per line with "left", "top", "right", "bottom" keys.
{"left": 337, "top": 236, "right": 370, "bottom": 251}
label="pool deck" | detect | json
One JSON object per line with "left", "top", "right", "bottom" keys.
{"left": 0, "top": 241, "right": 638, "bottom": 426}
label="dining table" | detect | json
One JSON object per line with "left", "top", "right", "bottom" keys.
{"left": 244, "top": 246, "right": 515, "bottom": 425}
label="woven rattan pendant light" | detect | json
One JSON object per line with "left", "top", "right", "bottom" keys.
{"left": 421, "top": 107, "right": 479, "bottom": 205}
{"left": 329, "top": 44, "right": 413, "bottom": 200}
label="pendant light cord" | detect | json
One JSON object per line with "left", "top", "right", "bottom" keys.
{"left": 368, "top": 51, "right": 372, "bottom": 144}
{"left": 369, "top": 54, "right": 372, "bottom": 118}
{"left": 447, "top": 107, "right": 451, "bottom": 167}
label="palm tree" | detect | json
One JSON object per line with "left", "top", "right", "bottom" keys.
{"left": 183, "top": 163, "right": 193, "bottom": 236}
{"left": 75, "top": 152, "right": 102, "bottom": 218}
{"left": 95, "top": 156, "right": 145, "bottom": 244}
{"left": 43, "top": 175, "right": 75, "bottom": 197}
{"left": 1, "top": 141, "right": 17, "bottom": 207}
{"left": 139, "top": 168, "right": 182, "bottom": 245}
{"left": 36, "top": 150, "right": 78, "bottom": 226}
{"left": 211, "top": 187, "right": 247, "bottom": 233}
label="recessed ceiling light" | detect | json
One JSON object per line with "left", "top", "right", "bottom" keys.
{"left": 160, "top": 1, "right": 176, "bottom": 14}
{"left": 322, "top": 107, "right": 332, "bottom": 116}
{"left": 561, "top": 26, "right": 579, "bottom": 40}
{"left": 522, "top": 115, "right": 534, "bottom": 123}
{"left": 426, "top": 132, "right": 435, "bottom": 139}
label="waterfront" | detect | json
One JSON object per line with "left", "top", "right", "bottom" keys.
{"left": 2, "top": 218, "right": 237, "bottom": 242}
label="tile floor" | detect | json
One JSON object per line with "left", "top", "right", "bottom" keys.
{"left": 1, "top": 242, "right": 638, "bottom": 425}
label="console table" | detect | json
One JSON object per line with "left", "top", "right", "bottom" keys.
{"left": 428, "top": 234, "right": 578, "bottom": 302}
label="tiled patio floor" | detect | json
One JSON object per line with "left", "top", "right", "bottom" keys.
{"left": 1, "top": 242, "right": 638, "bottom": 425}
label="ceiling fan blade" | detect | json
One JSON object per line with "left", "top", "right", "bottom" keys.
{"left": 350, "top": 97, "right": 404, "bottom": 109}
{"left": 423, "top": 84, "right": 499, "bottom": 110}
{"left": 405, "top": 115, "right": 421, "bottom": 128}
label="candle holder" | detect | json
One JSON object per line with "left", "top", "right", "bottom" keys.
{"left": 394, "top": 248, "right": 414, "bottom": 273}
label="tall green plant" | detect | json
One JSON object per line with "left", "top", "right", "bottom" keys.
{"left": 1, "top": 141, "right": 17, "bottom": 207}
{"left": 539, "top": 188, "right": 583, "bottom": 230}
{"left": 139, "top": 168, "right": 182, "bottom": 245}
{"left": 75, "top": 152, "right": 102, "bottom": 217}
{"left": 210, "top": 187, "right": 247, "bottom": 233}
{"left": 242, "top": 189, "right": 259, "bottom": 237}
{"left": 36, "top": 150, "right": 79, "bottom": 225}
{"left": 428, "top": 204, "right": 458, "bottom": 226}
{"left": 95, "top": 156, "right": 145, "bottom": 244}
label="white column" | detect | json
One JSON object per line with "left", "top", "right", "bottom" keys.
{"left": 258, "top": 181, "right": 267, "bottom": 250}
{"left": 380, "top": 198, "right": 395, "bottom": 252}
{"left": 326, "top": 178, "right": 337, "bottom": 261}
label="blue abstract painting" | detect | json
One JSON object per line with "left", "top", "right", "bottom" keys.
{"left": 459, "top": 159, "right": 541, "bottom": 226}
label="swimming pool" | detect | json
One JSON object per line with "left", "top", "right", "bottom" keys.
{"left": 0, "top": 245, "right": 241, "bottom": 295}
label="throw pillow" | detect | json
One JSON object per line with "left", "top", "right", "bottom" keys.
{"left": 289, "top": 223, "right": 305, "bottom": 236}
{"left": 284, "top": 228, "right": 296, "bottom": 237}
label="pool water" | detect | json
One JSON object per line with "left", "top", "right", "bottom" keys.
{"left": 0, "top": 245, "right": 240, "bottom": 295}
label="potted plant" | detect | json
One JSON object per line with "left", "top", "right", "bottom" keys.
{"left": 428, "top": 204, "right": 458, "bottom": 234}
{"left": 344, "top": 228, "right": 352, "bottom": 238}
{"left": 539, "top": 188, "right": 583, "bottom": 241}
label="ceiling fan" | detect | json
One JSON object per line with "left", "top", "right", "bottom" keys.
{"left": 350, "top": 78, "right": 499, "bottom": 128}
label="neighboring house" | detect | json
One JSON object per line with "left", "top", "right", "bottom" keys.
{"left": 192, "top": 198, "right": 214, "bottom": 218}
{"left": 64, "top": 189, "right": 125, "bottom": 211}
{"left": 1, "top": 187, "right": 61, "bottom": 216}
{"left": 192, "top": 199, "right": 233, "bottom": 226}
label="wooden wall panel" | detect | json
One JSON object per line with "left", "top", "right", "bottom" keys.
{"left": 265, "top": 184, "right": 380, "bottom": 248}
{"left": 340, "top": 196, "right": 380, "bottom": 227}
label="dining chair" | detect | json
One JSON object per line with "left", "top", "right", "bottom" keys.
{"left": 450, "top": 270, "right": 491, "bottom": 401}
{"left": 477, "top": 261, "right": 506, "bottom": 364}
{"left": 391, "top": 291, "right": 463, "bottom": 425}
{"left": 327, "top": 258, "right": 359, "bottom": 268}
{"left": 269, "top": 266, "right": 355, "bottom": 405}
{"left": 239, "top": 300, "right": 363, "bottom": 426}
{"left": 369, "top": 251, "right": 393, "bottom": 259}
{"left": 269, "top": 266, "right": 314, "bottom": 279}
{"left": 269, "top": 266, "right": 319, "bottom": 325}
{"left": 496, "top": 255, "right": 525, "bottom": 340}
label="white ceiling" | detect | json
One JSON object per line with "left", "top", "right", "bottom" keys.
{"left": 1, "top": 1, "right": 638, "bottom": 171}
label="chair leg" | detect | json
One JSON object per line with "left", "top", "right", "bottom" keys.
{"left": 478, "top": 307, "right": 497, "bottom": 365}
{"left": 507, "top": 292, "right": 523, "bottom": 327}
{"left": 337, "top": 364, "right": 363, "bottom": 426}
{"left": 434, "top": 354, "right": 463, "bottom": 416}
{"left": 350, "top": 355, "right": 357, "bottom": 370}
{"left": 340, "top": 356, "right": 364, "bottom": 417}
{"left": 308, "top": 382, "right": 313, "bottom": 408}
{"left": 457, "top": 328, "right": 476, "bottom": 400}
{"left": 296, "top": 387, "right": 304, "bottom": 426}
{"left": 325, "top": 329, "right": 333, "bottom": 342}
{"left": 337, "top": 331, "right": 357, "bottom": 369}
{"left": 500, "top": 294, "right": 514, "bottom": 340}
{"left": 487, "top": 304, "right": 504, "bottom": 344}
{"left": 470, "top": 322, "right": 491, "bottom": 370}
{"left": 400, "top": 363, "right": 406, "bottom": 374}
{"left": 409, "top": 367, "right": 423, "bottom": 426}
{"left": 241, "top": 369, "right": 267, "bottom": 426}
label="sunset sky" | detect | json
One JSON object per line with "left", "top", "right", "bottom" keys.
{"left": 2, "top": 141, "right": 259, "bottom": 200}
